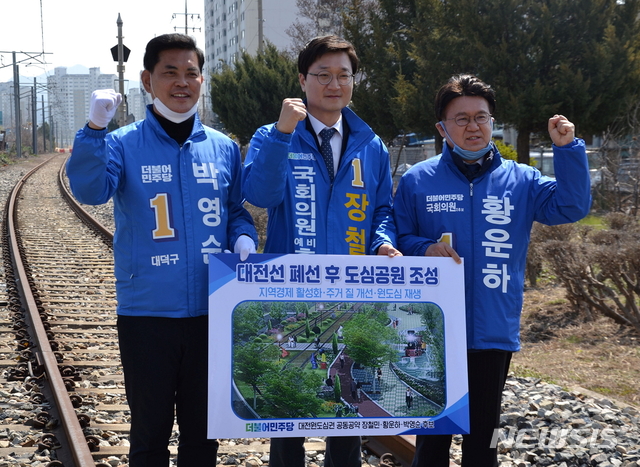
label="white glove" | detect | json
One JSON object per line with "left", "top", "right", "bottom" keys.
{"left": 89, "top": 89, "right": 122, "bottom": 128}
{"left": 234, "top": 235, "right": 256, "bottom": 261}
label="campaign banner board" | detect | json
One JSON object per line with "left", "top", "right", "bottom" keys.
{"left": 207, "top": 253, "right": 468, "bottom": 439}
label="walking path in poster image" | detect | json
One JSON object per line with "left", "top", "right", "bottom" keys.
{"left": 324, "top": 309, "right": 441, "bottom": 418}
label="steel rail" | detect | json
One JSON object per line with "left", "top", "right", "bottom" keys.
{"left": 364, "top": 435, "right": 416, "bottom": 467}
{"left": 56, "top": 156, "right": 415, "bottom": 467}
{"left": 5, "top": 155, "right": 97, "bottom": 467}
{"left": 58, "top": 157, "right": 114, "bottom": 244}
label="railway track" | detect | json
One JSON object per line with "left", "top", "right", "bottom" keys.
{"left": 0, "top": 154, "right": 417, "bottom": 467}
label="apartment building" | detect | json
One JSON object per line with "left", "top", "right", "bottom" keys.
{"left": 46, "top": 67, "right": 117, "bottom": 145}
{"left": 0, "top": 81, "right": 31, "bottom": 130}
{"left": 203, "top": 0, "right": 297, "bottom": 76}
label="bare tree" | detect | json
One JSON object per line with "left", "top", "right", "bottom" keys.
{"left": 594, "top": 101, "right": 640, "bottom": 216}
{"left": 531, "top": 218, "right": 640, "bottom": 337}
{"left": 285, "top": 0, "right": 350, "bottom": 51}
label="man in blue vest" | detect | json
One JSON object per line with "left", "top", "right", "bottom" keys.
{"left": 394, "top": 74, "right": 591, "bottom": 467}
{"left": 243, "top": 35, "right": 401, "bottom": 467}
{"left": 67, "top": 34, "right": 257, "bottom": 467}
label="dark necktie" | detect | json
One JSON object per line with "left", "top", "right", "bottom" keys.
{"left": 465, "top": 162, "right": 482, "bottom": 180}
{"left": 319, "top": 127, "right": 337, "bottom": 181}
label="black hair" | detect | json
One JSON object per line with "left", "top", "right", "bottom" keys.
{"left": 435, "top": 74, "right": 496, "bottom": 121}
{"left": 143, "top": 34, "right": 204, "bottom": 72}
{"left": 298, "top": 35, "right": 359, "bottom": 76}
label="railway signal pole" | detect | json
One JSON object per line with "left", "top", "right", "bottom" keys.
{"left": 114, "top": 14, "right": 128, "bottom": 128}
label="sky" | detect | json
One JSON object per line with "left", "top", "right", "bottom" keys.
{"left": 0, "top": 0, "right": 206, "bottom": 86}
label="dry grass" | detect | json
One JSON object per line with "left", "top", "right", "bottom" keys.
{"left": 513, "top": 279, "right": 640, "bottom": 407}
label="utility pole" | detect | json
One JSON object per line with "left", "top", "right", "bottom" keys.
{"left": 1, "top": 50, "right": 51, "bottom": 156}
{"left": 173, "top": 0, "right": 201, "bottom": 34}
{"left": 42, "top": 95, "right": 46, "bottom": 152}
{"left": 12, "top": 52, "right": 21, "bottom": 157}
{"left": 32, "top": 79, "right": 37, "bottom": 156}
{"left": 258, "top": 0, "right": 264, "bottom": 54}
{"left": 49, "top": 105, "right": 54, "bottom": 150}
{"left": 116, "top": 14, "right": 126, "bottom": 128}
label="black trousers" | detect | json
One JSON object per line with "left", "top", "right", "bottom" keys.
{"left": 411, "top": 350, "right": 512, "bottom": 467}
{"left": 118, "top": 315, "right": 218, "bottom": 467}
{"left": 269, "top": 436, "right": 362, "bottom": 467}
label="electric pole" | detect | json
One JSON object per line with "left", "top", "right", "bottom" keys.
{"left": 173, "top": 0, "right": 201, "bottom": 34}
{"left": 258, "top": 0, "right": 264, "bottom": 54}
{"left": 13, "top": 52, "right": 21, "bottom": 157}
{"left": 1, "top": 50, "right": 51, "bottom": 156}
{"left": 42, "top": 95, "right": 46, "bottom": 152}
{"left": 32, "top": 78, "right": 37, "bottom": 156}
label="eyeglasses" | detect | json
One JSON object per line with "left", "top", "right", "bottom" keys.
{"left": 445, "top": 113, "right": 492, "bottom": 127}
{"left": 307, "top": 71, "right": 354, "bottom": 86}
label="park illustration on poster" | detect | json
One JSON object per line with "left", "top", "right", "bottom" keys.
{"left": 207, "top": 254, "right": 469, "bottom": 439}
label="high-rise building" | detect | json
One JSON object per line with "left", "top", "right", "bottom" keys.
{"left": 204, "top": 0, "right": 297, "bottom": 75}
{"left": 127, "top": 85, "right": 151, "bottom": 123}
{"left": 47, "top": 67, "right": 116, "bottom": 146}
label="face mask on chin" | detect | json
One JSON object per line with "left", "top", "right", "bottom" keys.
{"left": 440, "top": 120, "right": 494, "bottom": 161}
{"left": 153, "top": 97, "right": 198, "bottom": 124}
{"left": 148, "top": 77, "right": 199, "bottom": 123}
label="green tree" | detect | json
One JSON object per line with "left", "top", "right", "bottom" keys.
{"left": 344, "top": 0, "right": 421, "bottom": 145}
{"left": 295, "top": 302, "right": 310, "bottom": 318}
{"left": 268, "top": 302, "right": 287, "bottom": 326}
{"left": 333, "top": 373, "right": 342, "bottom": 402}
{"left": 332, "top": 332, "right": 339, "bottom": 355}
{"left": 412, "top": 0, "right": 640, "bottom": 163}
{"left": 210, "top": 42, "right": 303, "bottom": 148}
{"left": 259, "top": 367, "right": 324, "bottom": 418}
{"left": 493, "top": 139, "right": 517, "bottom": 162}
{"left": 233, "top": 302, "right": 265, "bottom": 343}
{"left": 414, "top": 303, "right": 445, "bottom": 374}
{"left": 234, "top": 342, "right": 279, "bottom": 408}
{"left": 358, "top": 303, "right": 390, "bottom": 326}
{"left": 342, "top": 313, "right": 397, "bottom": 369}
{"left": 38, "top": 122, "right": 51, "bottom": 143}
{"left": 346, "top": 0, "right": 640, "bottom": 163}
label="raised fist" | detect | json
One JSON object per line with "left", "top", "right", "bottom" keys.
{"left": 89, "top": 89, "right": 122, "bottom": 128}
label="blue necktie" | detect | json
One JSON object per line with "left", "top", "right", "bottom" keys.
{"left": 319, "top": 127, "right": 337, "bottom": 181}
